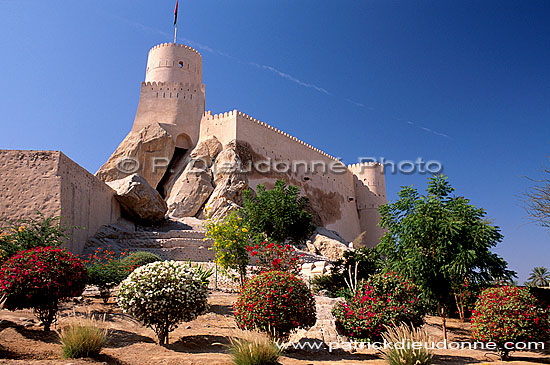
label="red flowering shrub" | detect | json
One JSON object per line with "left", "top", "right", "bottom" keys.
{"left": 0, "top": 246, "right": 87, "bottom": 331}
{"left": 471, "top": 286, "right": 550, "bottom": 360}
{"left": 247, "top": 241, "right": 302, "bottom": 275}
{"left": 332, "top": 272, "right": 425, "bottom": 341}
{"left": 234, "top": 270, "right": 316, "bottom": 339}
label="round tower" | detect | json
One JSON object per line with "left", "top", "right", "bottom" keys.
{"left": 131, "top": 43, "right": 205, "bottom": 150}
{"left": 349, "top": 163, "right": 387, "bottom": 247}
{"left": 145, "top": 43, "right": 203, "bottom": 85}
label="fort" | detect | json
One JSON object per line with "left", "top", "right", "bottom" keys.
{"left": 0, "top": 41, "right": 387, "bottom": 254}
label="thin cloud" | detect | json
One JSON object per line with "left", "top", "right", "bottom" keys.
{"left": 405, "top": 120, "right": 451, "bottom": 139}
{"left": 110, "top": 14, "right": 450, "bottom": 140}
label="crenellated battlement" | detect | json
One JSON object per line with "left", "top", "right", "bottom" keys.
{"left": 347, "top": 162, "right": 381, "bottom": 169}
{"left": 149, "top": 42, "right": 201, "bottom": 58}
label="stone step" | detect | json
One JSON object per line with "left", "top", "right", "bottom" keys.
{"left": 120, "top": 229, "right": 207, "bottom": 240}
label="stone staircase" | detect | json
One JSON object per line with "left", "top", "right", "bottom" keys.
{"left": 84, "top": 220, "right": 215, "bottom": 262}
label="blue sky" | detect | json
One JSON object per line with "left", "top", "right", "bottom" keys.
{"left": 0, "top": 0, "right": 549, "bottom": 282}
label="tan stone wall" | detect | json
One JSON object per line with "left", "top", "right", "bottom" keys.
{"left": 0, "top": 150, "right": 120, "bottom": 254}
{"left": 198, "top": 111, "right": 237, "bottom": 145}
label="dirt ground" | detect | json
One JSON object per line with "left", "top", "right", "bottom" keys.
{"left": 0, "top": 291, "right": 548, "bottom": 365}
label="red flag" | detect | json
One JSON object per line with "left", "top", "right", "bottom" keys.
{"left": 174, "top": 0, "right": 179, "bottom": 26}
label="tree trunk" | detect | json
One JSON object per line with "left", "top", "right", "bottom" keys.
{"left": 454, "top": 293, "right": 465, "bottom": 322}
{"left": 441, "top": 306, "right": 448, "bottom": 345}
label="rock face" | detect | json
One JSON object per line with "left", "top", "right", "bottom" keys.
{"left": 307, "top": 227, "right": 351, "bottom": 261}
{"left": 199, "top": 140, "right": 249, "bottom": 220}
{"left": 107, "top": 174, "right": 167, "bottom": 222}
{"left": 96, "top": 123, "right": 176, "bottom": 189}
{"left": 351, "top": 231, "right": 377, "bottom": 249}
{"left": 165, "top": 159, "right": 214, "bottom": 218}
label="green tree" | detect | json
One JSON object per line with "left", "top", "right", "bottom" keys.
{"left": 377, "top": 174, "right": 515, "bottom": 341}
{"left": 204, "top": 210, "right": 251, "bottom": 286}
{"left": 242, "top": 179, "right": 313, "bottom": 244}
{"left": 527, "top": 267, "right": 550, "bottom": 287}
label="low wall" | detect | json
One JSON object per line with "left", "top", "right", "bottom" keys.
{"left": 0, "top": 150, "right": 120, "bottom": 254}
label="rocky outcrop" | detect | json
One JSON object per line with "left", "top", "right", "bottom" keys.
{"left": 199, "top": 141, "right": 249, "bottom": 219}
{"left": 307, "top": 227, "right": 351, "bottom": 261}
{"left": 165, "top": 159, "right": 214, "bottom": 218}
{"left": 107, "top": 174, "right": 167, "bottom": 222}
{"left": 96, "top": 123, "right": 175, "bottom": 189}
{"left": 351, "top": 231, "right": 377, "bottom": 249}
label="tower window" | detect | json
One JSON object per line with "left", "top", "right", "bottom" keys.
{"left": 178, "top": 61, "right": 184, "bottom": 68}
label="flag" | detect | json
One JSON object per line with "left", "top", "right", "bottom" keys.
{"left": 174, "top": 0, "right": 179, "bottom": 26}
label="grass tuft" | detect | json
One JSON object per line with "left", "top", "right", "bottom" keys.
{"left": 380, "top": 323, "right": 432, "bottom": 365}
{"left": 58, "top": 313, "right": 107, "bottom": 359}
{"left": 228, "top": 330, "right": 282, "bottom": 365}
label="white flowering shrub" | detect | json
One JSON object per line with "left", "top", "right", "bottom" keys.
{"left": 116, "top": 260, "right": 208, "bottom": 345}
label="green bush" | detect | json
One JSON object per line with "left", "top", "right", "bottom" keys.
{"left": 182, "top": 261, "right": 214, "bottom": 287}
{"left": 60, "top": 323, "right": 107, "bottom": 359}
{"left": 117, "top": 261, "right": 208, "bottom": 345}
{"left": 0, "top": 246, "right": 87, "bottom": 331}
{"left": 471, "top": 286, "right": 550, "bottom": 360}
{"left": 229, "top": 330, "right": 281, "bottom": 365}
{"left": 242, "top": 179, "right": 313, "bottom": 244}
{"left": 311, "top": 247, "right": 382, "bottom": 298}
{"left": 332, "top": 272, "right": 425, "bottom": 341}
{"left": 234, "top": 270, "right": 316, "bottom": 340}
{"left": 380, "top": 323, "right": 432, "bottom": 365}
{"left": 120, "top": 251, "right": 162, "bottom": 272}
{"left": 82, "top": 247, "right": 129, "bottom": 304}
{"left": 0, "top": 213, "right": 70, "bottom": 263}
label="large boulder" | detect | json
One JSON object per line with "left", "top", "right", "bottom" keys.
{"left": 352, "top": 231, "right": 377, "bottom": 249}
{"left": 307, "top": 227, "right": 351, "bottom": 261}
{"left": 165, "top": 159, "right": 214, "bottom": 218}
{"left": 96, "top": 123, "right": 175, "bottom": 189}
{"left": 198, "top": 140, "right": 249, "bottom": 219}
{"left": 107, "top": 174, "right": 167, "bottom": 222}
{"left": 162, "top": 137, "right": 222, "bottom": 197}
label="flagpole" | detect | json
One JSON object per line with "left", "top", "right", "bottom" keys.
{"left": 174, "top": 24, "right": 177, "bottom": 44}
{"left": 173, "top": 0, "right": 179, "bottom": 44}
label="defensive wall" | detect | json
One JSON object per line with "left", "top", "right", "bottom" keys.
{"left": 199, "top": 110, "right": 385, "bottom": 242}
{"left": 0, "top": 150, "right": 121, "bottom": 254}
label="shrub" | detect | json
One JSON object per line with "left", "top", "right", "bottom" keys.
{"left": 471, "top": 286, "right": 550, "bottom": 360}
{"left": 242, "top": 179, "right": 313, "bottom": 244}
{"left": 182, "top": 261, "right": 214, "bottom": 287}
{"left": 82, "top": 247, "right": 129, "bottom": 304}
{"left": 247, "top": 241, "right": 302, "bottom": 275}
{"left": 117, "top": 261, "right": 208, "bottom": 345}
{"left": 234, "top": 270, "right": 316, "bottom": 340}
{"left": 0, "top": 246, "right": 87, "bottom": 331}
{"left": 332, "top": 272, "right": 425, "bottom": 341}
{"left": 229, "top": 330, "right": 281, "bottom": 365}
{"left": 204, "top": 210, "right": 251, "bottom": 286}
{"left": 380, "top": 323, "right": 432, "bottom": 365}
{"left": 59, "top": 321, "right": 107, "bottom": 359}
{"left": 311, "top": 247, "right": 382, "bottom": 298}
{"left": 0, "top": 213, "right": 71, "bottom": 263}
{"left": 120, "top": 251, "right": 162, "bottom": 272}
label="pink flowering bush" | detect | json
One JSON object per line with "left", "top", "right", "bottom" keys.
{"left": 471, "top": 286, "right": 550, "bottom": 360}
{"left": 246, "top": 241, "right": 302, "bottom": 275}
{"left": 332, "top": 272, "right": 425, "bottom": 341}
{"left": 234, "top": 270, "right": 316, "bottom": 339}
{"left": 0, "top": 246, "right": 87, "bottom": 331}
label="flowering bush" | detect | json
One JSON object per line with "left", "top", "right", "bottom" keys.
{"left": 0, "top": 246, "right": 87, "bottom": 331}
{"left": 0, "top": 213, "right": 70, "bottom": 263}
{"left": 81, "top": 247, "right": 130, "bottom": 304}
{"left": 247, "top": 241, "right": 302, "bottom": 275}
{"left": 116, "top": 261, "right": 208, "bottom": 345}
{"left": 234, "top": 270, "right": 316, "bottom": 339}
{"left": 332, "top": 272, "right": 425, "bottom": 341}
{"left": 120, "top": 251, "right": 162, "bottom": 272}
{"left": 204, "top": 210, "right": 251, "bottom": 286}
{"left": 471, "top": 286, "right": 550, "bottom": 360}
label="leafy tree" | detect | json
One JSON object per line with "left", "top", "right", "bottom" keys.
{"left": 377, "top": 174, "right": 515, "bottom": 341}
{"left": 527, "top": 267, "right": 550, "bottom": 288}
{"left": 204, "top": 210, "right": 251, "bottom": 286}
{"left": 242, "top": 179, "right": 313, "bottom": 244}
{"left": 521, "top": 161, "right": 550, "bottom": 229}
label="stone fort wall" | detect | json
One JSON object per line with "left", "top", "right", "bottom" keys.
{"left": 0, "top": 150, "right": 120, "bottom": 254}
{"left": 199, "top": 110, "right": 385, "bottom": 242}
